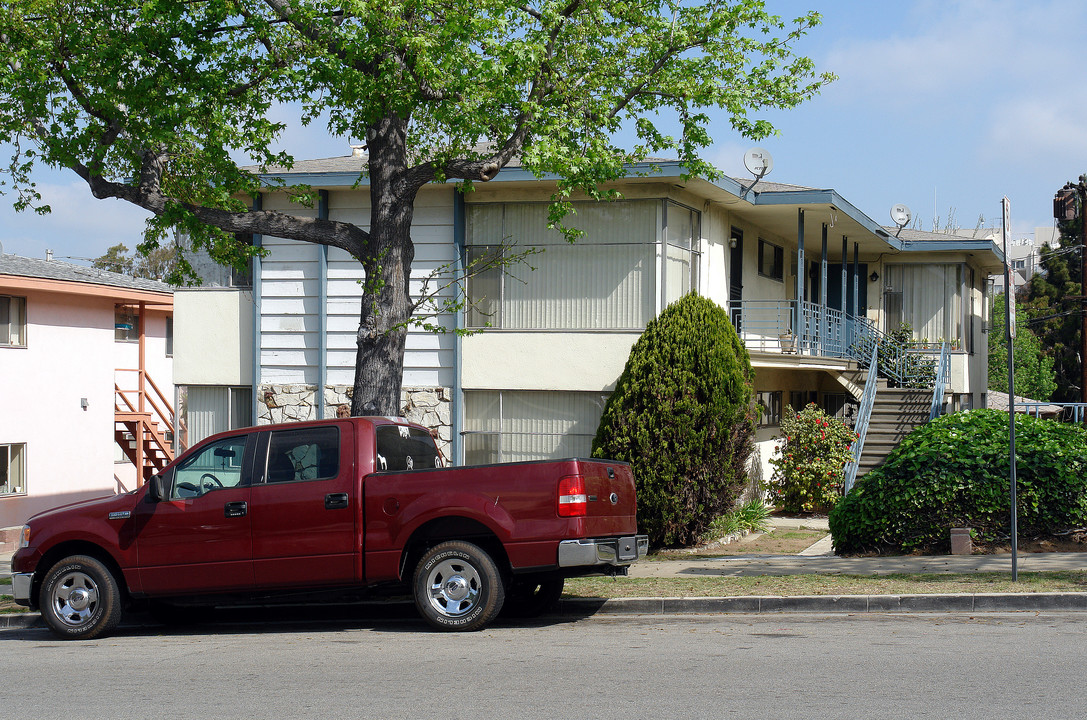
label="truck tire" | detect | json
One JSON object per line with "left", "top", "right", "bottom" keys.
{"left": 412, "top": 541, "right": 505, "bottom": 632}
{"left": 39, "top": 555, "right": 123, "bottom": 640}
{"left": 503, "top": 576, "right": 564, "bottom": 618}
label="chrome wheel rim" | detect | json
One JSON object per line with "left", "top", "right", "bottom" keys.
{"left": 50, "top": 571, "right": 100, "bottom": 628}
{"left": 426, "top": 558, "right": 481, "bottom": 618}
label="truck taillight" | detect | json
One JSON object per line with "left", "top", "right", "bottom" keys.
{"left": 558, "top": 475, "right": 587, "bottom": 517}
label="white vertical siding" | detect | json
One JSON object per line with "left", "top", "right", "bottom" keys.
{"left": 259, "top": 186, "right": 456, "bottom": 389}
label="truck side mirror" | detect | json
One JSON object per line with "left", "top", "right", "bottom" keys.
{"left": 148, "top": 474, "right": 168, "bottom": 502}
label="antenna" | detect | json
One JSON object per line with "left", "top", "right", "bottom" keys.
{"left": 890, "top": 203, "right": 912, "bottom": 237}
{"left": 740, "top": 147, "right": 773, "bottom": 199}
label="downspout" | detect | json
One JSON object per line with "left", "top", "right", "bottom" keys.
{"left": 318, "top": 190, "right": 329, "bottom": 420}
{"left": 251, "top": 193, "right": 263, "bottom": 425}
{"left": 452, "top": 188, "right": 466, "bottom": 465}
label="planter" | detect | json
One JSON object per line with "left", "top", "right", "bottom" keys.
{"left": 779, "top": 333, "right": 798, "bottom": 354}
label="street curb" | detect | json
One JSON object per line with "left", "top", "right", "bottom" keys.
{"left": 5, "top": 593, "right": 1087, "bottom": 633}
{"left": 557, "top": 592, "right": 1087, "bottom": 616}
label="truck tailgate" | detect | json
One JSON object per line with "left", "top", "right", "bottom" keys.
{"left": 575, "top": 460, "right": 637, "bottom": 536}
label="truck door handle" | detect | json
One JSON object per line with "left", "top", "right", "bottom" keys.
{"left": 224, "top": 501, "right": 247, "bottom": 518}
{"left": 325, "top": 493, "right": 349, "bottom": 510}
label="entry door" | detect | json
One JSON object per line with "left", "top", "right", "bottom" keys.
{"left": 134, "top": 433, "right": 255, "bottom": 594}
{"left": 729, "top": 228, "right": 743, "bottom": 329}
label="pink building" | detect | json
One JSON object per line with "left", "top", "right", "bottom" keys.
{"left": 0, "top": 253, "right": 173, "bottom": 544}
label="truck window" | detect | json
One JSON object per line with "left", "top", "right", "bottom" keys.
{"left": 375, "top": 425, "right": 442, "bottom": 472}
{"left": 265, "top": 426, "right": 340, "bottom": 483}
{"left": 172, "top": 435, "right": 249, "bottom": 499}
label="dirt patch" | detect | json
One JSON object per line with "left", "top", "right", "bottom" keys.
{"left": 653, "top": 528, "right": 829, "bottom": 559}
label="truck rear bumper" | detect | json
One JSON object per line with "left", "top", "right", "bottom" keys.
{"left": 12, "top": 572, "right": 33, "bottom": 606}
{"left": 558, "top": 535, "right": 649, "bottom": 568}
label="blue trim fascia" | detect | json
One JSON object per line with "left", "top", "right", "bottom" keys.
{"left": 897, "top": 239, "right": 1006, "bottom": 261}
{"left": 318, "top": 190, "right": 330, "bottom": 420}
{"left": 452, "top": 188, "right": 466, "bottom": 465}
{"left": 251, "top": 193, "right": 263, "bottom": 425}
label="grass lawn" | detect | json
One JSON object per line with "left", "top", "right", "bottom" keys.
{"left": 564, "top": 571, "right": 1087, "bottom": 599}
{"left": 653, "top": 528, "right": 828, "bottom": 559}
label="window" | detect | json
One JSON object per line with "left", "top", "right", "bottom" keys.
{"left": 758, "top": 391, "right": 782, "bottom": 427}
{"left": 115, "top": 306, "right": 139, "bottom": 342}
{"left": 165, "top": 316, "right": 174, "bottom": 356}
{"left": 465, "top": 199, "right": 699, "bottom": 330}
{"left": 176, "top": 386, "right": 253, "bottom": 453}
{"left": 0, "top": 443, "right": 26, "bottom": 495}
{"left": 230, "top": 233, "right": 254, "bottom": 288}
{"left": 170, "top": 435, "right": 248, "bottom": 499}
{"left": 0, "top": 295, "right": 26, "bottom": 347}
{"left": 374, "top": 425, "right": 442, "bottom": 472}
{"left": 463, "top": 390, "right": 609, "bottom": 464}
{"left": 266, "top": 426, "right": 340, "bottom": 483}
{"left": 758, "top": 239, "right": 784, "bottom": 281}
{"left": 884, "top": 263, "right": 967, "bottom": 350}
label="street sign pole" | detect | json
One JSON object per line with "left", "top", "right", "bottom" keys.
{"left": 1002, "top": 196, "right": 1018, "bottom": 581}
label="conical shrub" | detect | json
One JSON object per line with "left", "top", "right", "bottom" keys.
{"left": 592, "top": 293, "right": 756, "bottom": 547}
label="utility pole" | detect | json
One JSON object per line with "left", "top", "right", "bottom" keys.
{"left": 1054, "top": 177, "right": 1087, "bottom": 403}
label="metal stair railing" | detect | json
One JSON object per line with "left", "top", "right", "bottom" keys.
{"left": 842, "top": 343, "right": 878, "bottom": 494}
{"left": 929, "top": 342, "right": 950, "bottom": 421}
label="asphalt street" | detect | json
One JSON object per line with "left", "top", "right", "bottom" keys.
{"left": 2, "top": 613, "right": 1085, "bottom": 719}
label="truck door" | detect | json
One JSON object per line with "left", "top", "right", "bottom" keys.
{"left": 249, "top": 423, "right": 357, "bottom": 587}
{"left": 135, "top": 433, "right": 255, "bottom": 594}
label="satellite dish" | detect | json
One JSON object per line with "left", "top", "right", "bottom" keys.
{"left": 740, "top": 148, "right": 774, "bottom": 199}
{"left": 890, "top": 203, "right": 912, "bottom": 228}
{"left": 743, "top": 148, "right": 774, "bottom": 178}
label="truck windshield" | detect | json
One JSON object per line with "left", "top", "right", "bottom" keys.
{"left": 375, "top": 425, "right": 442, "bottom": 472}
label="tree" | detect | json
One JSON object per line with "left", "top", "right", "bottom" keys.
{"left": 988, "top": 292, "right": 1056, "bottom": 401}
{"left": 1022, "top": 214, "right": 1083, "bottom": 402}
{"left": 93, "top": 243, "right": 179, "bottom": 281}
{"left": 0, "top": 1, "right": 833, "bottom": 416}
{"left": 591, "top": 293, "right": 756, "bottom": 548}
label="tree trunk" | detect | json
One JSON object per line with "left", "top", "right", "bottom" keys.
{"left": 351, "top": 114, "right": 417, "bottom": 417}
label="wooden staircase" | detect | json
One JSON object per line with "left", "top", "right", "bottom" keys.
{"left": 855, "top": 387, "right": 935, "bottom": 477}
{"left": 115, "top": 369, "right": 175, "bottom": 483}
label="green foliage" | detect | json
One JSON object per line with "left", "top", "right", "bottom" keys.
{"left": 881, "top": 321, "right": 936, "bottom": 388}
{"left": 1022, "top": 196, "right": 1082, "bottom": 402}
{"left": 829, "top": 410, "right": 1087, "bottom": 554}
{"left": 705, "top": 499, "right": 772, "bottom": 541}
{"left": 592, "top": 293, "right": 756, "bottom": 548}
{"left": 766, "top": 404, "right": 857, "bottom": 513}
{"left": 92, "top": 244, "right": 178, "bottom": 282}
{"left": 988, "top": 293, "right": 1057, "bottom": 401}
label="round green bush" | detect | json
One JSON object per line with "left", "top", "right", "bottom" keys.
{"left": 591, "top": 293, "right": 756, "bottom": 548}
{"left": 829, "top": 409, "right": 1087, "bottom": 554}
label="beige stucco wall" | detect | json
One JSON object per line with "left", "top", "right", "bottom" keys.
{"left": 461, "top": 332, "right": 640, "bottom": 392}
{"left": 173, "top": 289, "right": 254, "bottom": 386}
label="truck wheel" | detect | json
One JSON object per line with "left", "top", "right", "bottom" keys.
{"left": 40, "top": 555, "right": 123, "bottom": 640}
{"left": 503, "top": 577, "right": 564, "bottom": 618}
{"left": 413, "top": 541, "right": 505, "bottom": 632}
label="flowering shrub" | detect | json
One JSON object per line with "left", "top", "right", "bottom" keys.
{"left": 766, "top": 403, "right": 857, "bottom": 513}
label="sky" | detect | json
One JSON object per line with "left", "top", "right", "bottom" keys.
{"left": 2, "top": 0, "right": 1086, "bottom": 264}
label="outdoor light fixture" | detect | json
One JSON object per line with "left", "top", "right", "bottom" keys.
{"left": 730, "top": 237, "right": 738, "bottom": 249}
{"left": 869, "top": 271, "right": 879, "bottom": 283}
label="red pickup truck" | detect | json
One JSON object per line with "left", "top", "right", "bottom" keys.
{"left": 11, "top": 417, "right": 647, "bottom": 639}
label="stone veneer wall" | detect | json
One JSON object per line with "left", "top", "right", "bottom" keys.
{"left": 258, "top": 384, "right": 453, "bottom": 458}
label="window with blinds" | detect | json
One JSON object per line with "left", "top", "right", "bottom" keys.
{"left": 462, "top": 390, "right": 610, "bottom": 465}
{"left": 466, "top": 199, "right": 699, "bottom": 330}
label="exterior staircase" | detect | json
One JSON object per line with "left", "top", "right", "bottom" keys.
{"left": 115, "top": 369, "right": 175, "bottom": 483}
{"left": 854, "top": 387, "right": 937, "bottom": 477}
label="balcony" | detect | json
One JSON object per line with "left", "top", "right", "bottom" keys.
{"left": 729, "top": 299, "right": 947, "bottom": 389}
